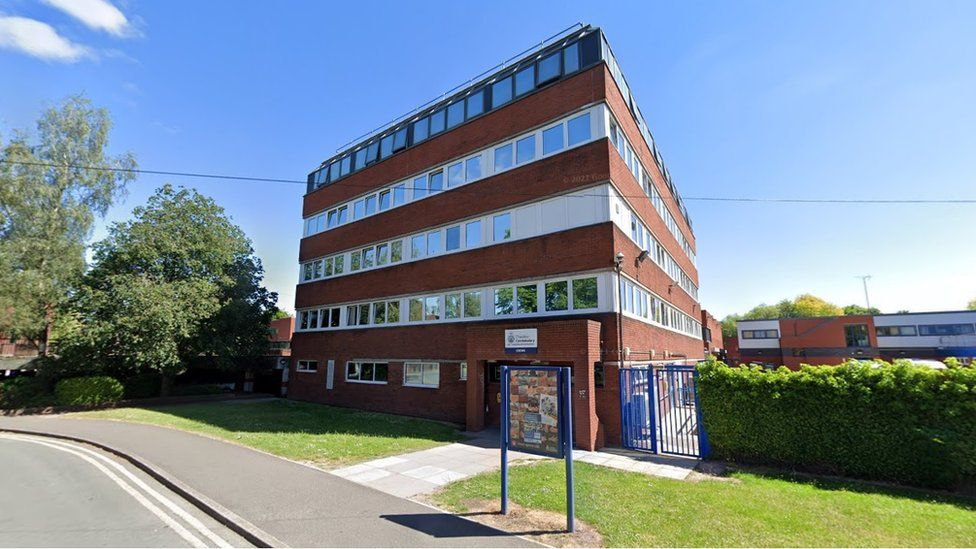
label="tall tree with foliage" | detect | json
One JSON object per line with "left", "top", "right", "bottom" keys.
{"left": 0, "top": 95, "right": 135, "bottom": 354}
{"left": 61, "top": 185, "right": 277, "bottom": 394}
{"left": 843, "top": 304, "right": 882, "bottom": 315}
{"left": 968, "top": 298, "right": 976, "bottom": 311}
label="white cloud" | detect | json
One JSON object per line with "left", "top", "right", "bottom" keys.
{"left": 0, "top": 16, "right": 90, "bottom": 62}
{"left": 42, "top": 0, "right": 132, "bottom": 37}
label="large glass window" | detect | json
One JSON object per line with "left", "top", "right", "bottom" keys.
{"left": 573, "top": 277, "right": 598, "bottom": 309}
{"left": 327, "top": 210, "right": 337, "bottom": 229}
{"left": 429, "top": 171, "right": 444, "bottom": 193}
{"left": 409, "top": 298, "right": 423, "bottom": 321}
{"left": 429, "top": 109, "right": 446, "bottom": 135}
{"left": 545, "top": 281, "right": 568, "bottom": 311}
{"left": 493, "top": 213, "right": 511, "bottom": 241}
{"left": 494, "top": 144, "right": 513, "bottom": 171}
{"left": 424, "top": 296, "right": 440, "bottom": 320}
{"left": 362, "top": 247, "right": 375, "bottom": 269}
{"left": 376, "top": 243, "right": 389, "bottom": 266}
{"left": 537, "top": 51, "right": 561, "bottom": 84}
{"left": 465, "top": 156, "right": 481, "bottom": 181}
{"left": 391, "top": 240, "right": 403, "bottom": 262}
{"left": 373, "top": 302, "right": 386, "bottom": 324}
{"left": 465, "top": 220, "right": 482, "bottom": 247}
{"left": 392, "top": 127, "right": 408, "bottom": 152}
{"left": 354, "top": 148, "right": 367, "bottom": 171}
{"left": 387, "top": 300, "right": 400, "bottom": 323}
{"left": 447, "top": 101, "right": 464, "bottom": 129}
{"left": 445, "top": 293, "right": 461, "bottom": 319}
{"left": 324, "top": 257, "right": 334, "bottom": 276}
{"left": 365, "top": 141, "right": 380, "bottom": 164}
{"left": 337, "top": 206, "right": 348, "bottom": 225}
{"left": 393, "top": 184, "right": 407, "bottom": 206}
{"left": 412, "top": 117, "right": 429, "bottom": 143}
{"left": 517, "top": 284, "right": 538, "bottom": 313}
{"left": 445, "top": 226, "right": 461, "bottom": 251}
{"left": 516, "top": 135, "right": 535, "bottom": 164}
{"left": 542, "top": 124, "right": 564, "bottom": 155}
{"left": 346, "top": 362, "right": 388, "bottom": 383}
{"left": 350, "top": 250, "right": 361, "bottom": 271}
{"left": 353, "top": 200, "right": 365, "bottom": 220}
{"left": 380, "top": 134, "right": 394, "bottom": 158}
{"left": 492, "top": 76, "right": 513, "bottom": 108}
{"left": 563, "top": 42, "right": 580, "bottom": 74}
{"left": 404, "top": 362, "right": 439, "bottom": 388}
{"left": 340, "top": 155, "right": 351, "bottom": 177}
{"left": 410, "top": 235, "right": 426, "bottom": 259}
{"left": 515, "top": 65, "right": 534, "bottom": 96}
{"left": 466, "top": 90, "right": 484, "bottom": 118}
{"left": 328, "top": 161, "right": 339, "bottom": 181}
{"left": 494, "top": 287, "right": 513, "bottom": 316}
{"left": 378, "top": 190, "right": 391, "bottom": 211}
{"left": 567, "top": 112, "right": 591, "bottom": 146}
{"left": 464, "top": 291, "right": 482, "bottom": 317}
{"left": 427, "top": 231, "right": 442, "bottom": 255}
{"left": 844, "top": 324, "right": 870, "bottom": 347}
{"left": 412, "top": 175, "right": 427, "bottom": 200}
{"left": 333, "top": 255, "right": 344, "bottom": 274}
{"left": 447, "top": 162, "right": 464, "bottom": 188}
{"left": 365, "top": 195, "right": 377, "bottom": 216}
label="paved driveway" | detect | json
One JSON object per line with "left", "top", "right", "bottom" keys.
{"left": 0, "top": 415, "right": 535, "bottom": 548}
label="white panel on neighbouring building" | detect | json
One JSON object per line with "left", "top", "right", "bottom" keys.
{"left": 737, "top": 319, "right": 782, "bottom": 349}
{"left": 326, "top": 360, "right": 335, "bottom": 390}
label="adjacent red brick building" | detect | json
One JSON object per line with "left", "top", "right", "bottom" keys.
{"left": 289, "top": 26, "right": 705, "bottom": 450}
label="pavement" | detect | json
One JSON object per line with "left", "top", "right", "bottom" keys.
{"left": 0, "top": 415, "right": 534, "bottom": 548}
{"left": 0, "top": 433, "right": 250, "bottom": 548}
{"left": 333, "top": 429, "right": 698, "bottom": 498}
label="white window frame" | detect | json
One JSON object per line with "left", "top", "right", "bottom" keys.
{"left": 404, "top": 362, "right": 440, "bottom": 388}
{"left": 296, "top": 360, "right": 318, "bottom": 373}
{"left": 345, "top": 361, "right": 389, "bottom": 385}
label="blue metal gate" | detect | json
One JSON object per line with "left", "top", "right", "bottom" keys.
{"left": 619, "top": 365, "right": 708, "bottom": 458}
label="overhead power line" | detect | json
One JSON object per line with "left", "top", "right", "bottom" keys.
{"left": 2, "top": 159, "right": 974, "bottom": 205}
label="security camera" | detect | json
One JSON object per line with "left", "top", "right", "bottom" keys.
{"left": 637, "top": 249, "right": 650, "bottom": 262}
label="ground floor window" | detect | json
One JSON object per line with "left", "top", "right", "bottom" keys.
{"left": 594, "top": 364, "right": 605, "bottom": 388}
{"left": 459, "top": 361, "right": 468, "bottom": 381}
{"left": 346, "top": 362, "right": 388, "bottom": 384}
{"left": 297, "top": 360, "right": 318, "bottom": 373}
{"left": 404, "top": 362, "right": 439, "bottom": 388}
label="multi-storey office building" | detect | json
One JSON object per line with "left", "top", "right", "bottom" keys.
{"left": 290, "top": 26, "right": 703, "bottom": 450}
{"left": 731, "top": 310, "right": 976, "bottom": 368}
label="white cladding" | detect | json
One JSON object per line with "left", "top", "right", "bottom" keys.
{"left": 874, "top": 311, "right": 976, "bottom": 349}
{"left": 737, "top": 319, "right": 781, "bottom": 349}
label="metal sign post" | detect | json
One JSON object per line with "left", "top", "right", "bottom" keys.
{"left": 500, "top": 365, "right": 575, "bottom": 533}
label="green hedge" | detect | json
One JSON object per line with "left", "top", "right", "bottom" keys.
{"left": 697, "top": 358, "right": 976, "bottom": 489}
{"left": 171, "top": 383, "right": 225, "bottom": 396}
{"left": 0, "top": 377, "right": 55, "bottom": 409}
{"left": 123, "top": 373, "right": 162, "bottom": 399}
{"left": 55, "top": 376, "right": 124, "bottom": 407}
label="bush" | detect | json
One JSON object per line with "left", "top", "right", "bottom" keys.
{"left": 123, "top": 373, "right": 162, "bottom": 399}
{"left": 0, "top": 377, "right": 55, "bottom": 409}
{"left": 55, "top": 376, "right": 124, "bottom": 407}
{"left": 697, "top": 358, "right": 976, "bottom": 489}
{"left": 171, "top": 383, "right": 225, "bottom": 396}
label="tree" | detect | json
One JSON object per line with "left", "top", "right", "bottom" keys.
{"left": 60, "top": 185, "right": 277, "bottom": 394}
{"left": 271, "top": 308, "right": 292, "bottom": 320}
{"left": 843, "top": 304, "right": 881, "bottom": 315}
{"left": 721, "top": 314, "right": 740, "bottom": 338}
{"left": 968, "top": 299, "right": 976, "bottom": 311}
{"left": 0, "top": 95, "right": 135, "bottom": 354}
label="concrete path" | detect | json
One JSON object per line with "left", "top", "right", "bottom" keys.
{"left": 333, "top": 430, "right": 697, "bottom": 498}
{"left": 0, "top": 415, "right": 534, "bottom": 548}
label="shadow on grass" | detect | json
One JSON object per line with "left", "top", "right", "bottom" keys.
{"left": 724, "top": 464, "right": 976, "bottom": 511}
{"left": 128, "top": 398, "right": 465, "bottom": 444}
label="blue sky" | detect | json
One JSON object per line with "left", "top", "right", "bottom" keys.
{"left": 2, "top": 0, "right": 974, "bottom": 317}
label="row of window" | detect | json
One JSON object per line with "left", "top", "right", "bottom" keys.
{"left": 301, "top": 212, "right": 513, "bottom": 283}
{"left": 741, "top": 329, "right": 780, "bottom": 339}
{"left": 600, "top": 33, "right": 693, "bottom": 232}
{"left": 303, "top": 108, "right": 596, "bottom": 238}
{"left": 877, "top": 324, "right": 976, "bottom": 337}
{"left": 297, "top": 275, "right": 601, "bottom": 331}
{"left": 296, "top": 360, "right": 466, "bottom": 390}
{"left": 609, "top": 118, "right": 696, "bottom": 266}
{"left": 628, "top": 212, "right": 698, "bottom": 301}
{"left": 307, "top": 32, "right": 601, "bottom": 193}
{"left": 619, "top": 277, "right": 703, "bottom": 339}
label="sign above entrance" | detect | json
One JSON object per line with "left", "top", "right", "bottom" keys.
{"left": 504, "top": 328, "right": 538, "bottom": 354}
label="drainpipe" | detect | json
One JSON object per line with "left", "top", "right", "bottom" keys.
{"left": 614, "top": 252, "right": 625, "bottom": 370}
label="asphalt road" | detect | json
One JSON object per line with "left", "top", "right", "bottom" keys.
{"left": 0, "top": 433, "right": 251, "bottom": 548}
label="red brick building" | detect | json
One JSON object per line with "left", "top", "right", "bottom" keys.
{"left": 289, "top": 26, "right": 705, "bottom": 450}
{"left": 731, "top": 311, "right": 976, "bottom": 368}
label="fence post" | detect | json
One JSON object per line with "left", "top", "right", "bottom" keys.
{"left": 692, "top": 368, "right": 710, "bottom": 459}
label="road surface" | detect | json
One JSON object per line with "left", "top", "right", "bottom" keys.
{"left": 0, "top": 433, "right": 250, "bottom": 548}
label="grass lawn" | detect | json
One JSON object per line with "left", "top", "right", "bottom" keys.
{"left": 75, "top": 399, "right": 463, "bottom": 468}
{"left": 433, "top": 461, "right": 976, "bottom": 547}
